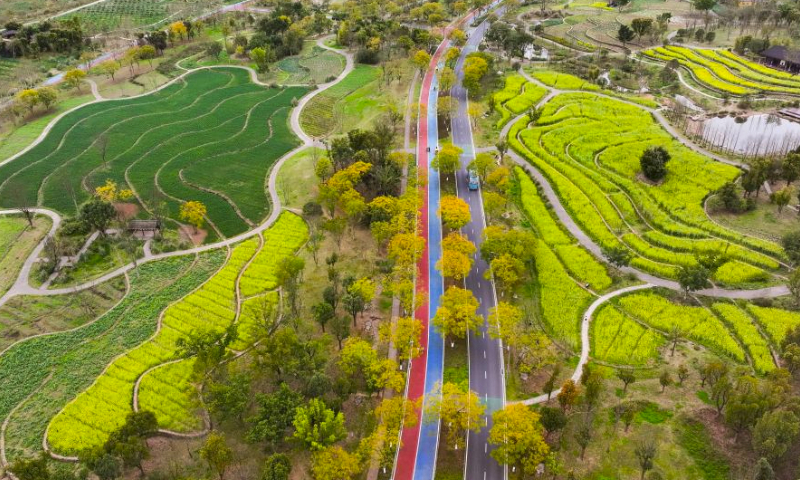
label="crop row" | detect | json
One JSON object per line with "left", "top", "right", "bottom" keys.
{"left": 493, "top": 75, "right": 527, "bottom": 128}
{"left": 695, "top": 49, "right": 800, "bottom": 89}
{"left": 642, "top": 47, "right": 800, "bottom": 96}
{"left": 591, "top": 304, "right": 663, "bottom": 366}
{"left": 0, "top": 68, "right": 306, "bottom": 240}
{"left": 710, "top": 303, "right": 774, "bottom": 374}
{"left": 527, "top": 70, "right": 660, "bottom": 108}
{"left": 137, "top": 359, "right": 204, "bottom": 433}
{"left": 617, "top": 292, "right": 745, "bottom": 362}
{"left": 0, "top": 252, "right": 224, "bottom": 464}
{"left": 507, "top": 92, "right": 783, "bottom": 282}
{"left": 299, "top": 65, "right": 380, "bottom": 137}
{"left": 239, "top": 212, "right": 309, "bottom": 297}
{"left": 534, "top": 239, "right": 593, "bottom": 349}
{"left": 46, "top": 237, "right": 260, "bottom": 454}
{"left": 747, "top": 304, "right": 800, "bottom": 347}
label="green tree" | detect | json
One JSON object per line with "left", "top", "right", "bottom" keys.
{"left": 293, "top": 399, "right": 346, "bottom": 451}
{"left": 539, "top": 406, "right": 567, "bottom": 440}
{"left": 200, "top": 432, "right": 234, "bottom": 480}
{"left": 207, "top": 41, "right": 223, "bottom": 59}
{"left": 331, "top": 315, "right": 350, "bottom": 349}
{"left": 10, "top": 454, "right": 50, "bottom": 480}
{"left": 206, "top": 373, "right": 250, "bottom": 423}
{"left": 80, "top": 198, "right": 117, "bottom": 237}
{"left": 488, "top": 403, "right": 550, "bottom": 476}
{"left": 602, "top": 245, "right": 632, "bottom": 269}
{"left": 770, "top": 187, "right": 793, "bottom": 214}
{"left": 262, "top": 453, "right": 292, "bottom": 480}
{"left": 782, "top": 229, "right": 800, "bottom": 264}
{"left": 617, "top": 24, "right": 635, "bottom": 45}
{"left": 617, "top": 368, "right": 636, "bottom": 393}
{"left": 753, "top": 457, "right": 775, "bottom": 480}
{"left": 276, "top": 256, "right": 305, "bottom": 315}
{"left": 677, "top": 263, "right": 709, "bottom": 296}
{"left": 431, "top": 143, "right": 463, "bottom": 175}
{"left": 630, "top": 18, "right": 653, "bottom": 39}
{"left": 469, "top": 152, "right": 497, "bottom": 179}
{"left": 250, "top": 46, "right": 275, "bottom": 72}
{"left": 640, "top": 146, "right": 671, "bottom": 182}
{"left": 247, "top": 383, "right": 303, "bottom": 445}
{"left": 312, "top": 302, "right": 335, "bottom": 332}
{"left": 693, "top": 0, "right": 718, "bottom": 28}
{"left": 752, "top": 409, "right": 800, "bottom": 462}
{"left": 659, "top": 370, "right": 673, "bottom": 392}
{"left": 37, "top": 86, "right": 58, "bottom": 110}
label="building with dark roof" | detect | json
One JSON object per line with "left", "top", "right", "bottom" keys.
{"left": 760, "top": 46, "right": 800, "bottom": 73}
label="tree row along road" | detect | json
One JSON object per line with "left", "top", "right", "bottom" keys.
{"left": 451, "top": 8, "right": 506, "bottom": 480}
{"left": 0, "top": 37, "right": 354, "bottom": 310}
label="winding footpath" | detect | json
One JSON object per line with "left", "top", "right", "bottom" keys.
{"left": 0, "top": 37, "right": 354, "bottom": 309}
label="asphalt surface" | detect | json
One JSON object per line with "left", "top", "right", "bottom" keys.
{"left": 450, "top": 11, "right": 506, "bottom": 480}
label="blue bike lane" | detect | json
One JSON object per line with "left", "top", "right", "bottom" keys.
{"left": 412, "top": 59, "right": 446, "bottom": 480}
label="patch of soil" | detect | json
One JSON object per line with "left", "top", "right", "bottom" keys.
{"left": 178, "top": 224, "right": 207, "bottom": 246}
{"left": 113, "top": 202, "right": 139, "bottom": 221}
{"left": 635, "top": 172, "right": 664, "bottom": 186}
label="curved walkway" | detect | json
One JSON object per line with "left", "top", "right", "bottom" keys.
{"left": 0, "top": 37, "right": 352, "bottom": 309}
{"left": 517, "top": 284, "right": 654, "bottom": 405}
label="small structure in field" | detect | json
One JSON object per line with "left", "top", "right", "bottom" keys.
{"left": 760, "top": 46, "right": 800, "bottom": 74}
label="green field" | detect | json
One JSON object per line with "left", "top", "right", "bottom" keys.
{"left": 263, "top": 41, "right": 346, "bottom": 85}
{"left": 0, "top": 252, "right": 223, "bottom": 464}
{"left": 506, "top": 82, "right": 785, "bottom": 286}
{"left": 0, "top": 215, "right": 52, "bottom": 297}
{"left": 0, "top": 68, "right": 307, "bottom": 241}
{"left": 299, "top": 65, "right": 381, "bottom": 138}
{"left": 61, "top": 0, "right": 218, "bottom": 33}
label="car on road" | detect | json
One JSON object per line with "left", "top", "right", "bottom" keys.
{"left": 468, "top": 169, "right": 480, "bottom": 191}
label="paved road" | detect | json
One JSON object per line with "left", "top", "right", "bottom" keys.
{"left": 450, "top": 13, "right": 506, "bottom": 480}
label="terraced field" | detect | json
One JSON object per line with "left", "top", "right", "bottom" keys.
{"left": 46, "top": 212, "right": 307, "bottom": 454}
{"left": 507, "top": 87, "right": 786, "bottom": 286}
{"left": 299, "top": 65, "right": 381, "bottom": 137}
{"left": 62, "top": 0, "right": 205, "bottom": 33}
{"left": 492, "top": 75, "right": 547, "bottom": 129}
{"left": 0, "top": 68, "right": 307, "bottom": 241}
{"left": 641, "top": 46, "right": 800, "bottom": 96}
{"left": 267, "top": 42, "right": 345, "bottom": 85}
{"left": 0, "top": 215, "right": 52, "bottom": 297}
{"left": 0, "top": 252, "right": 224, "bottom": 464}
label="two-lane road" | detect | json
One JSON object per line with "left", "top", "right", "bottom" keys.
{"left": 451, "top": 10, "right": 506, "bottom": 480}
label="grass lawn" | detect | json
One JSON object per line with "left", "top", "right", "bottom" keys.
{"left": 0, "top": 215, "right": 52, "bottom": 297}
{"left": 708, "top": 192, "right": 798, "bottom": 244}
{"left": 260, "top": 40, "right": 345, "bottom": 86}
{"left": 276, "top": 147, "right": 324, "bottom": 211}
{"left": 0, "top": 94, "right": 94, "bottom": 162}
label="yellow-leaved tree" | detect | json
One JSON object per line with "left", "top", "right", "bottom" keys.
{"left": 489, "top": 403, "right": 550, "bottom": 477}
{"left": 311, "top": 446, "right": 361, "bottom": 480}
{"left": 95, "top": 180, "right": 133, "bottom": 203}
{"left": 425, "top": 382, "right": 485, "bottom": 450}
{"left": 432, "top": 286, "right": 481, "bottom": 344}
{"left": 180, "top": 200, "right": 207, "bottom": 233}
{"left": 438, "top": 195, "right": 471, "bottom": 230}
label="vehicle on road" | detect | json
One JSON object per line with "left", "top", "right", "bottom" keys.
{"left": 468, "top": 169, "right": 480, "bottom": 191}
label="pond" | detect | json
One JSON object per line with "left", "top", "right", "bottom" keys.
{"left": 701, "top": 113, "right": 800, "bottom": 157}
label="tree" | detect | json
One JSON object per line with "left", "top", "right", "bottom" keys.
{"left": 277, "top": 256, "right": 305, "bottom": 315}
{"left": 383, "top": 316, "right": 423, "bottom": 362}
{"left": 630, "top": 18, "right": 653, "bottom": 40}
{"left": 207, "top": 42, "right": 223, "bottom": 59}
{"left": 640, "top": 146, "right": 671, "bottom": 182}
{"left": 621, "top": 402, "right": 639, "bottom": 431}
{"left": 439, "top": 67, "right": 456, "bottom": 92}
{"left": 95, "top": 60, "right": 121, "bottom": 81}
{"left": 677, "top": 365, "right": 690, "bottom": 385}
{"left": 36, "top": 86, "right": 58, "bottom": 111}
{"left": 170, "top": 21, "right": 188, "bottom": 40}
{"left": 782, "top": 230, "right": 800, "bottom": 264}
{"left": 436, "top": 249, "right": 472, "bottom": 280}
{"left": 711, "top": 375, "right": 733, "bottom": 414}
{"left": 602, "top": 245, "right": 632, "bottom": 269}
{"left": 312, "top": 302, "right": 335, "bottom": 332}
{"left": 315, "top": 156, "right": 334, "bottom": 182}
{"left": 617, "top": 24, "right": 635, "bottom": 45}
{"left": 718, "top": 181, "right": 746, "bottom": 213}
{"left": 617, "top": 368, "right": 636, "bottom": 393}
{"left": 635, "top": 438, "right": 657, "bottom": 480}
{"left": 575, "top": 420, "right": 592, "bottom": 459}
{"left": 139, "top": 45, "right": 157, "bottom": 67}
{"left": 543, "top": 365, "right": 561, "bottom": 401}
{"left": 483, "top": 191, "right": 506, "bottom": 222}
{"left": 10, "top": 454, "right": 50, "bottom": 480}
{"left": 487, "top": 253, "right": 525, "bottom": 292}
{"left": 200, "top": 432, "right": 233, "bottom": 480}
{"left": 431, "top": 143, "right": 463, "bottom": 175}
{"left": 251, "top": 46, "right": 274, "bottom": 73}
{"left": 659, "top": 370, "right": 673, "bottom": 392}
{"left": 180, "top": 200, "right": 207, "bottom": 233}
{"left": 488, "top": 403, "right": 550, "bottom": 477}
{"left": 426, "top": 382, "right": 484, "bottom": 449}
{"left": 16, "top": 89, "right": 39, "bottom": 113}
{"left": 463, "top": 56, "right": 488, "bottom": 97}
{"left": 539, "top": 406, "right": 567, "bottom": 440}
{"left": 677, "top": 263, "right": 709, "bottom": 295}
{"left": 331, "top": 315, "right": 350, "bottom": 349}
{"left": 262, "top": 453, "right": 292, "bottom": 480}
{"left": 64, "top": 68, "right": 87, "bottom": 91}
{"left": 668, "top": 325, "right": 683, "bottom": 356}
{"left": 432, "top": 287, "right": 482, "bottom": 343}
{"left": 753, "top": 458, "right": 775, "bottom": 480}
{"left": 583, "top": 371, "right": 604, "bottom": 412}
{"left": 247, "top": 383, "right": 302, "bottom": 445}
{"left": 293, "top": 399, "right": 346, "bottom": 451}
{"left": 205, "top": 373, "right": 250, "bottom": 423}
{"left": 439, "top": 195, "right": 471, "bottom": 230}
{"left": 469, "top": 152, "right": 496, "bottom": 180}
{"left": 557, "top": 379, "right": 580, "bottom": 412}
{"left": 752, "top": 409, "right": 800, "bottom": 462}
{"left": 93, "top": 453, "right": 123, "bottom": 480}
{"left": 770, "top": 187, "right": 793, "bottom": 214}
{"left": 693, "top": 0, "right": 718, "bottom": 28}
{"left": 311, "top": 446, "right": 361, "bottom": 480}
{"left": 412, "top": 50, "right": 431, "bottom": 71}
{"left": 80, "top": 199, "right": 116, "bottom": 237}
